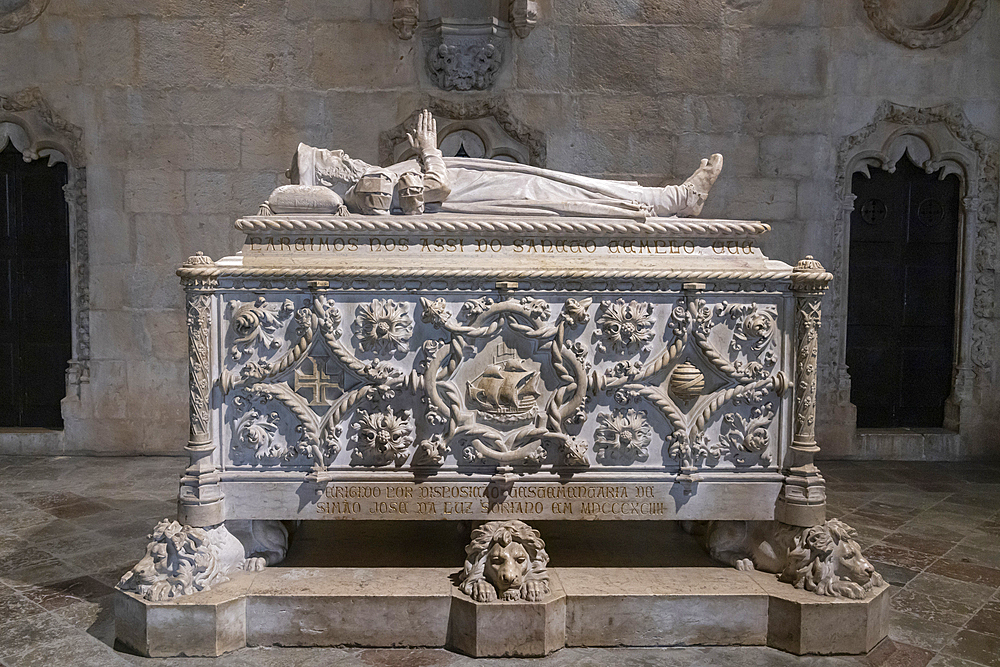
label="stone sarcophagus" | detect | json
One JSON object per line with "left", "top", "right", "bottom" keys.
{"left": 174, "top": 214, "right": 831, "bottom": 529}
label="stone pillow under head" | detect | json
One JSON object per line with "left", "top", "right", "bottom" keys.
{"left": 264, "top": 185, "right": 345, "bottom": 214}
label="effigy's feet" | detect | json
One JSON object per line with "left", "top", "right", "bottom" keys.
{"left": 678, "top": 153, "right": 723, "bottom": 216}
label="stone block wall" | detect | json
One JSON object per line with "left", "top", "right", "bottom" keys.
{"left": 0, "top": 0, "right": 997, "bottom": 458}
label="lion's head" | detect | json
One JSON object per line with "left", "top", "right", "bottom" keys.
{"left": 780, "top": 519, "right": 884, "bottom": 598}
{"left": 459, "top": 520, "right": 550, "bottom": 602}
{"left": 117, "top": 519, "right": 227, "bottom": 601}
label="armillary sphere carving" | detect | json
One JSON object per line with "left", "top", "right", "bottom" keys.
{"left": 421, "top": 295, "right": 591, "bottom": 467}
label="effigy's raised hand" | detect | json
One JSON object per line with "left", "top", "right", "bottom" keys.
{"left": 407, "top": 109, "right": 438, "bottom": 153}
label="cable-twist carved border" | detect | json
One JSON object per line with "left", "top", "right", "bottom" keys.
{"left": 179, "top": 266, "right": 807, "bottom": 282}
{"left": 234, "top": 216, "right": 771, "bottom": 238}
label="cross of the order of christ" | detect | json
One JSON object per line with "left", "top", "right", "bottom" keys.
{"left": 293, "top": 357, "right": 341, "bottom": 406}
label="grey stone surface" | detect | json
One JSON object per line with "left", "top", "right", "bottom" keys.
{"left": 2, "top": 456, "right": 1000, "bottom": 664}
{"left": 0, "top": 2, "right": 996, "bottom": 459}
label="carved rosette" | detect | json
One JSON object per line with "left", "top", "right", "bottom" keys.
{"left": 353, "top": 299, "right": 413, "bottom": 355}
{"left": 594, "top": 409, "right": 651, "bottom": 465}
{"left": 596, "top": 299, "right": 654, "bottom": 353}
{"left": 350, "top": 409, "right": 414, "bottom": 467}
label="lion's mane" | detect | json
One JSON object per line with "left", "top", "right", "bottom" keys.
{"left": 118, "top": 520, "right": 230, "bottom": 601}
{"left": 779, "top": 519, "right": 884, "bottom": 599}
{"left": 460, "top": 520, "right": 550, "bottom": 601}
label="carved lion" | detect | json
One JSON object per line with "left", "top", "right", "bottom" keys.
{"left": 781, "top": 519, "right": 884, "bottom": 598}
{"left": 460, "top": 520, "right": 550, "bottom": 602}
{"left": 703, "top": 519, "right": 883, "bottom": 599}
{"left": 117, "top": 519, "right": 247, "bottom": 601}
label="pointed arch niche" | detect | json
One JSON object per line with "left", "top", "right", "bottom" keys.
{"left": 0, "top": 88, "right": 90, "bottom": 405}
{"left": 825, "top": 102, "right": 998, "bottom": 457}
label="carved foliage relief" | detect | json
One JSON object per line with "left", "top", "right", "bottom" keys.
{"left": 219, "top": 291, "right": 788, "bottom": 475}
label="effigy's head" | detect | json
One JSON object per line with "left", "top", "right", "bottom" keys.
{"left": 396, "top": 170, "right": 425, "bottom": 215}
{"left": 353, "top": 170, "right": 395, "bottom": 215}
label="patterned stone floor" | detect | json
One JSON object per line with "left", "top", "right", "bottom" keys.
{"left": 0, "top": 455, "right": 998, "bottom": 667}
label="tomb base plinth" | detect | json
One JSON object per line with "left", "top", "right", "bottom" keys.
{"left": 115, "top": 566, "right": 889, "bottom": 658}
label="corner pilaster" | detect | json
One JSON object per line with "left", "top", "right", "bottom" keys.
{"left": 177, "top": 252, "right": 224, "bottom": 527}
{"left": 777, "top": 256, "right": 831, "bottom": 527}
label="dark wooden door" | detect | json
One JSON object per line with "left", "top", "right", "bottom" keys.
{"left": 0, "top": 143, "right": 72, "bottom": 428}
{"left": 847, "top": 155, "right": 960, "bottom": 428}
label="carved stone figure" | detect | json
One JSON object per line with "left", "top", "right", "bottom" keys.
{"left": 460, "top": 520, "right": 550, "bottom": 602}
{"left": 117, "top": 520, "right": 256, "bottom": 601}
{"left": 698, "top": 519, "right": 884, "bottom": 599}
{"left": 285, "top": 110, "right": 722, "bottom": 218}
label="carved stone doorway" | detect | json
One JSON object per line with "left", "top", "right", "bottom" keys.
{"left": 0, "top": 141, "right": 72, "bottom": 428}
{"left": 847, "top": 154, "right": 960, "bottom": 428}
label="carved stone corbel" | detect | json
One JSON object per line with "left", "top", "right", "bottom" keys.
{"left": 777, "top": 256, "right": 831, "bottom": 527}
{"left": 178, "top": 252, "right": 224, "bottom": 527}
{"left": 509, "top": 0, "right": 538, "bottom": 38}
{"left": 392, "top": 0, "right": 419, "bottom": 39}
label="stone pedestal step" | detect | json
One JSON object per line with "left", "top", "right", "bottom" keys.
{"left": 115, "top": 566, "right": 889, "bottom": 658}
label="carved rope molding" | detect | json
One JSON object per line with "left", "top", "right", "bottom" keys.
{"left": 863, "top": 0, "right": 986, "bottom": 49}
{"left": 829, "top": 102, "right": 999, "bottom": 403}
{"left": 235, "top": 216, "right": 771, "bottom": 237}
{"left": 1, "top": 87, "right": 90, "bottom": 391}
{"left": 178, "top": 266, "right": 802, "bottom": 282}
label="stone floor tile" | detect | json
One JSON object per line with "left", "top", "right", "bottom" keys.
{"left": 42, "top": 499, "right": 113, "bottom": 520}
{"left": 0, "top": 558, "right": 87, "bottom": 588}
{"left": 3, "top": 631, "right": 134, "bottom": 666}
{"left": 927, "top": 653, "right": 995, "bottom": 666}
{"left": 0, "top": 546, "right": 59, "bottom": 573}
{"left": 883, "top": 533, "right": 957, "bottom": 558}
{"left": 889, "top": 589, "right": 978, "bottom": 628}
{"left": 866, "top": 544, "right": 939, "bottom": 571}
{"left": 0, "top": 587, "right": 46, "bottom": 621}
{"left": 19, "top": 576, "right": 114, "bottom": 611}
{"left": 888, "top": 611, "right": 962, "bottom": 653}
{"left": 964, "top": 599, "right": 1000, "bottom": 638}
{"left": 3, "top": 511, "right": 59, "bottom": 537}
{"left": 861, "top": 639, "right": 936, "bottom": 667}
{"left": 843, "top": 511, "right": 912, "bottom": 532}
{"left": 13, "top": 491, "right": 92, "bottom": 510}
{"left": 903, "top": 511, "right": 988, "bottom": 531}
{"left": 941, "top": 630, "right": 1000, "bottom": 666}
{"left": 902, "top": 573, "right": 997, "bottom": 607}
{"left": 34, "top": 529, "right": 113, "bottom": 560}
{"left": 0, "top": 610, "right": 83, "bottom": 661}
{"left": 894, "top": 523, "right": 969, "bottom": 545}
{"left": 12, "top": 518, "right": 87, "bottom": 545}
{"left": 927, "top": 560, "right": 1000, "bottom": 588}
{"left": 944, "top": 545, "right": 1000, "bottom": 571}
{"left": 873, "top": 562, "right": 922, "bottom": 587}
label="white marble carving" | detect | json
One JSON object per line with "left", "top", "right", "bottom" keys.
{"left": 290, "top": 110, "right": 722, "bottom": 218}
{"left": 353, "top": 299, "right": 413, "bottom": 355}
{"left": 460, "top": 520, "right": 550, "bottom": 602}
{"left": 117, "top": 520, "right": 262, "bottom": 601}
{"left": 421, "top": 295, "right": 590, "bottom": 467}
{"left": 350, "top": 408, "right": 414, "bottom": 467}
{"left": 701, "top": 519, "right": 884, "bottom": 599}
{"left": 229, "top": 297, "right": 294, "bottom": 360}
{"left": 594, "top": 409, "right": 651, "bottom": 465}
{"left": 595, "top": 299, "right": 655, "bottom": 353}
